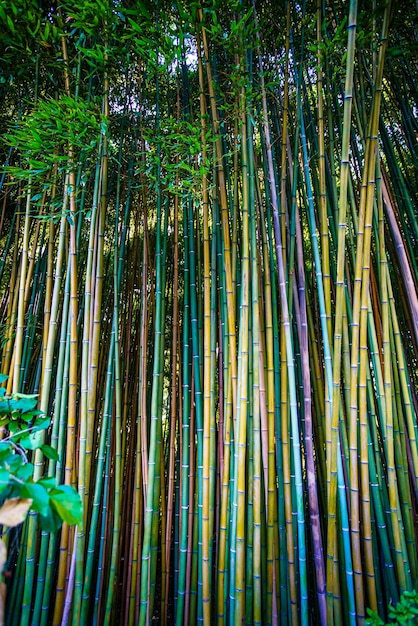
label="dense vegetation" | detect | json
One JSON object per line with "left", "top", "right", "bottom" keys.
{"left": 0, "top": 0, "right": 417, "bottom": 624}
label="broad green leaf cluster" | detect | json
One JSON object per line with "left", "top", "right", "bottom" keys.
{"left": 366, "top": 591, "right": 418, "bottom": 626}
{"left": 0, "top": 374, "right": 82, "bottom": 532}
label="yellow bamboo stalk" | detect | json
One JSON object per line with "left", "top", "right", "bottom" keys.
{"left": 41, "top": 171, "right": 57, "bottom": 384}
{"left": 198, "top": 10, "right": 237, "bottom": 417}
{"left": 197, "top": 33, "right": 212, "bottom": 625}
{"left": 3, "top": 259, "right": 20, "bottom": 389}
{"left": 53, "top": 27, "right": 79, "bottom": 623}
{"left": 86, "top": 132, "right": 107, "bottom": 497}
{"left": 356, "top": 4, "right": 392, "bottom": 611}
{"left": 328, "top": 0, "right": 358, "bottom": 617}
{"left": 232, "top": 98, "right": 250, "bottom": 624}
{"left": 12, "top": 185, "right": 31, "bottom": 394}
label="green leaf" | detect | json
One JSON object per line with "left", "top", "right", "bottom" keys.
{"left": 5, "top": 453, "right": 23, "bottom": 473}
{"left": 16, "top": 462, "right": 34, "bottom": 481}
{"left": 0, "top": 469, "right": 10, "bottom": 494}
{"left": 8, "top": 422, "right": 19, "bottom": 435}
{"left": 0, "top": 374, "right": 8, "bottom": 384}
{"left": 8, "top": 396, "right": 38, "bottom": 413}
{"left": 21, "top": 482, "right": 50, "bottom": 516}
{"left": 6, "top": 15, "right": 15, "bottom": 34}
{"left": 40, "top": 445, "right": 59, "bottom": 462}
{"left": 14, "top": 393, "right": 38, "bottom": 400}
{"left": 19, "top": 411, "right": 37, "bottom": 423}
{"left": 50, "top": 486, "right": 82, "bottom": 525}
{"left": 31, "top": 416, "right": 51, "bottom": 432}
{"left": 0, "top": 413, "right": 9, "bottom": 426}
{"left": 38, "top": 476, "right": 56, "bottom": 489}
{"left": 38, "top": 506, "right": 62, "bottom": 533}
{"left": 0, "top": 441, "right": 12, "bottom": 456}
{"left": 18, "top": 429, "right": 45, "bottom": 450}
{"left": 18, "top": 410, "right": 44, "bottom": 424}
{"left": 364, "top": 608, "right": 384, "bottom": 626}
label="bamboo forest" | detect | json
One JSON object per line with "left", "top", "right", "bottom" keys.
{"left": 0, "top": 0, "right": 417, "bottom": 624}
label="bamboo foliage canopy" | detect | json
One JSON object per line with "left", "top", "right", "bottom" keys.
{"left": 0, "top": 0, "right": 417, "bottom": 624}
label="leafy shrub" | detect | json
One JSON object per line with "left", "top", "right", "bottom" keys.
{"left": 0, "top": 373, "right": 82, "bottom": 532}
{"left": 365, "top": 590, "right": 418, "bottom": 626}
